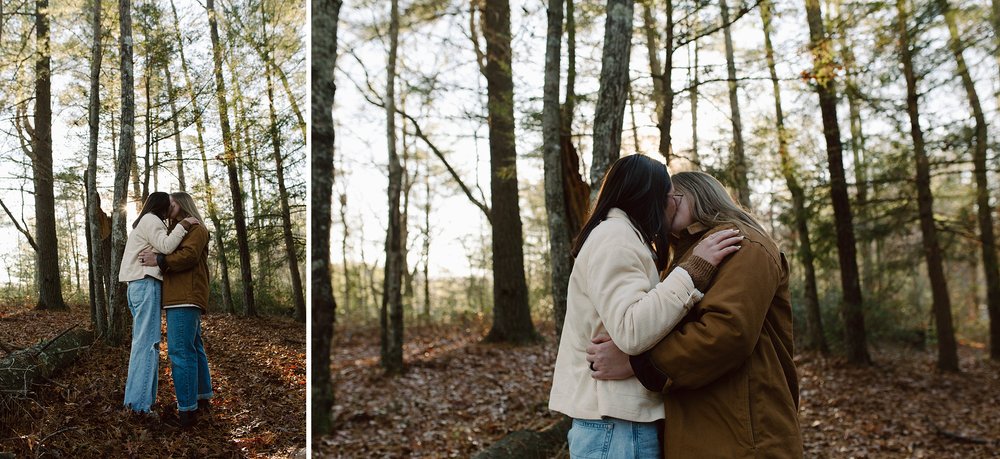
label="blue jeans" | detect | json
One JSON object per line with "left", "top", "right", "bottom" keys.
{"left": 166, "top": 307, "right": 213, "bottom": 412}
{"left": 124, "top": 277, "right": 162, "bottom": 412}
{"left": 567, "top": 417, "right": 661, "bottom": 459}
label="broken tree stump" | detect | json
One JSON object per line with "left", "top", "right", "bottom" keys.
{"left": 0, "top": 327, "right": 94, "bottom": 395}
{"left": 473, "top": 416, "right": 571, "bottom": 459}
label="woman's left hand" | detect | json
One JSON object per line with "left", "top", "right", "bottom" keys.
{"left": 138, "top": 249, "right": 158, "bottom": 267}
{"left": 587, "top": 333, "right": 634, "bottom": 380}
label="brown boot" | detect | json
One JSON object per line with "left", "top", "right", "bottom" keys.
{"left": 165, "top": 410, "right": 198, "bottom": 429}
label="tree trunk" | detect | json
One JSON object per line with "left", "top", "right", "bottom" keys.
{"left": 0, "top": 328, "right": 95, "bottom": 393}
{"left": 761, "top": 0, "right": 827, "bottom": 354}
{"left": 589, "top": 0, "right": 634, "bottom": 195}
{"left": 720, "top": 0, "right": 749, "bottom": 207}
{"left": 339, "top": 191, "right": 351, "bottom": 316}
{"left": 804, "top": 0, "right": 870, "bottom": 364}
{"left": 108, "top": 0, "right": 136, "bottom": 346}
{"left": 688, "top": 29, "right": 700, "bottom": 167}
{"left": 897, "top": 0, "right": 958, "bottom": 371}
{"left": 311, "top": 0, "right": 341, "bottom": 436}
{"left": 560, "top": 0, "right": 590, "bottom": 235}
{"left": 641, "top": 0, "right": 663, "bottom": 121}
{"left": 655, "top": 0, "right": 675, "bottom": 163}
{"left": 380, "top": 0, "right": 405, "bottom": 374}
{"left": 543, "top": 0, "right": 572, "bottom": 341}
{"left": 422, "top": 167, "right": 431, "bottom": 320}
{"left": 482, "top": 0, "right": 538, "bottom": 344}
{"left": 262, "top": 7, "right": 306, "bottom": 323}
{"left": 207, "top": 0, "right": 256, "bottom": 316}
{"left": 170, "top": 0, "right": 234, "bottom": 314}
{"left": 142, "top": 43, "right": 153, "bottom": 203}
{"left": 32, "top": 0, "right": 66, "bottom": 311}
{"left": 833, "top": 0, "right": 872, "bottom": 295}
{"left": 165, "top": 65, "right": 186, "bottom": 190}
{"left": 87, "top": 0, "right": 108, "bottom": 337}
{"left": 937, "top": 0, "right": 1000, "bottom": 361}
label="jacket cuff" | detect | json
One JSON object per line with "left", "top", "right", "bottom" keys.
{"left": 677, "top": 255, "right": 716, "bottom": 292}
{"left": 156, "top": 253, "right": 167, "bottom": 272}
{"left": 630, "top": 352, "right": 672, "bottom": 393}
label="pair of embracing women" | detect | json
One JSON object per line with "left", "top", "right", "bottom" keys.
{"left": 117, "top": 191, "right": 213, "bottom": 428}
{"left": 550, "top": 155, "right": 802, "bottom": 458}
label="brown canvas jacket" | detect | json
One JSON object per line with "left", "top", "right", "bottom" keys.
{"left": 158, "top": 224, "right": 210, "bottom": 312}
{"left": 630, "top": 221, "right": 802, "bottom": 458}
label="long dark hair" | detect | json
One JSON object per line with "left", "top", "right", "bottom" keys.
{"left": 571, "top": 154, "right": 672, "bottom": 271}
{"left": 132, "top": 192, "right": 171, "bottom": 229}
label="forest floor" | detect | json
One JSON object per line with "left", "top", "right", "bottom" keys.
{"left": 0, "top": 302, "right": 306, "bottom": 458}
{"left": 317, "top": 318, "right": 1000, "bottom": 458}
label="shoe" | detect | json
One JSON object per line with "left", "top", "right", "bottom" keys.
{"left": 164, "top": 410, "right": 198, "bottom": 428}
{"left": 198, "top": 399, "right": 211, "bottom": 415}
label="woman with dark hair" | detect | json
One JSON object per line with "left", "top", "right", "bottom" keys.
{"left": 118, "top": 191, "right": 199, "bottom": 414}
{"left": 139, "top": 191, "right": 213, "bottom": 428}
{"left": 548, "top": 155, "right": 742, "bottom": 458}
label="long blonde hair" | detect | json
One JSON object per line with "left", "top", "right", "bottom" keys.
{"left": 672, "top": 171, "right": 767, "bottom": 237}
{"left": 171, "top": 191, "right": 205, "bottom": 224}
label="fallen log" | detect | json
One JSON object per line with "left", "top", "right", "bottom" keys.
{"left": 0, "top": 327, "right": 95, "bottom": 395}
{"left": 473, "top": 416, "right": 571, "bottom": 459}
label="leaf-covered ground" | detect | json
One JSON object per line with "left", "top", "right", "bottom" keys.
{"left": 317, "top": 319, "right": 1000, "bottom": 458}
{"left": 0, "top": 303, "right": 306, "bottom": 457}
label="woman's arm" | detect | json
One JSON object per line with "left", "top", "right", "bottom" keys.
{"left": 141, "top": 227, "right": 208, "bottom": 272}
{"left": 140, "top": 214, "right": 193, "bottom": 254}
{"left": 588, "top": 229, "right": 740, "bottom": 355}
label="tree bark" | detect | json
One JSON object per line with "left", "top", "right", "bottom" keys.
{"left": 936, "top": 0, "right": 1000, "bottom": 361}
{"left": 207, "top": 0, "right": 256, "bottom": 316}
{"left": 720, "top": 0, "right": 749, "bottom": 208}
{"left": 688, "top": 29, "right": 700, "bottom": 166}
{"left": 381, "top": 0, "right": 405, "bottom": 374}
{"left": 589, "top": 0, "right": 634, "bottom": 195}
{"left": 559, "top": 0, "right": 590, "bottom": 235}
{"left": 543, "top": 0, "right": 572, "bottom": 341}
{"left": 481, "top": 0, "right": 538, "bottom": 344}
{"left": 108, "top": 0, "right": 137, "bottom": 346}
{"left": 761, "top": 0, "right": 827, "bottom": 354}
{"left": 311, "top": 0, "right": 341, "bottom": 436}
{"left": 168, "top": 0, "right": 235, "bottom": 314}
{"left": 165, "top": 65, "right": 186, "bottom": 190}
{"left": 32, "top": 0, "right": 66, "bottom": 311}
{"left": 897, "top": 0, "right": 958, "bottom": 371}
{"left": 804, "top": 0, "right": 870, "bottom": 364}
{"left": 0, "top": 328, "right": 95, "bottom": 393}
{"left": 87, "top": 0, "right": 108, "bottom": 337}
{"left": 655, "top": 0, "right": 675, "bottom": 163}
{"left": 262, "top": 6, "right": 305, "bottom": 323}
{"left": 833, "top": 0, "right": 872, "bottom": 295}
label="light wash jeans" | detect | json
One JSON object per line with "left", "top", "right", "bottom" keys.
{"left": 567, "top": 417, "right": 661, "bottom": 459}
{"left": 124, "top": 276, "right": 162, "bottom": 412}
{"left": 166, "top": 307, "right": 213, "bottom": 412}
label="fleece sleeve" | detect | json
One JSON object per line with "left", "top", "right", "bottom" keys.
{"left": 587, "top": 240, "right": 704, "bottom": 356}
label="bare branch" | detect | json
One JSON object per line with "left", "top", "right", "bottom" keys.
{"left": 343, "top": 49, "right": 492, "bottom": 222}
{"left": 0, "top": 197, "right": 37, "bottom": 251}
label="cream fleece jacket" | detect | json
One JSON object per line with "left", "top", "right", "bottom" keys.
{"left": 118, "top": 213, "right": 188, "bottom": 282}
{"left": 549, "top": 208, "right": 703, "bottom": 422}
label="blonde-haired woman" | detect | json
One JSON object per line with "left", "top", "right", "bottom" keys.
{"left": 588, "top": 171, "right": 803, "bottom": 457}
{"left": 140, "top": 191, "right": 213, "bottom": 428}
{"left": 549, "top": 157, "right": 744, "bottom": 458}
